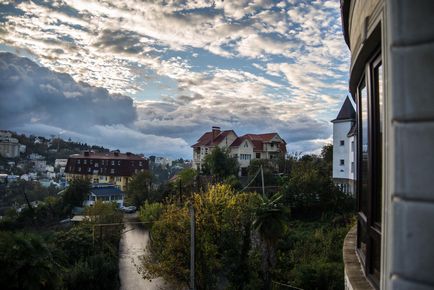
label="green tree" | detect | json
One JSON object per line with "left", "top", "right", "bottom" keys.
{"left": 247, "top": 159, "right": 277, "bottom": 187}
{"left": 126, "top": 171, "right": 154, "bottom": 206}
{"left": 253, "top": 193, "right": 290, "bottom": 289}
{"left": 143, "top": 184, "right": 259, "bottom": 289}
{"left": 62, "top": 178, "right": 90, "bottom": 208}
{"left": 321, "top": 144, "right": 333, "bottom": 176}
{"left": 202, "top": 147, "right": 239, "bottom": 180}
{"left": 0, "top": 231, "right": 62, "bottom": 290}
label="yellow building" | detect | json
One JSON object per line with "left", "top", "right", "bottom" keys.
{"left": 65, "top": 151, "right": 148, "bottom": 191}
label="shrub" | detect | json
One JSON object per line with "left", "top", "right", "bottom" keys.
{"left": 139, "top": 201, "right": 164, "bottom": 226}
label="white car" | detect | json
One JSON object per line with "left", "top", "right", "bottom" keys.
{"left": 120, "top": 206, "right": 137, "bottom": 213}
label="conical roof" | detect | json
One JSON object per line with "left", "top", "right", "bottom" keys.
{"left": 331, "top": 96, "right": 355, "bottom": 122}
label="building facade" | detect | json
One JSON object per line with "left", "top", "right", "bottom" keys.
{"left": 65, "top": 151, "right": 148, "bottom": 191}
{"left": 83, "top": 184, "right": 125, "bottom": 208}
{"left": 192, "top": 126, "right": 287, "bottom": 176}
{"left": 332, "top": 97, "right": 357, "bottom": 194}
{"left": 340, "top": 1, "right": 434, "bottom": 289}
{"left": 0, "top": 131, "right": 21, "bottom": 158}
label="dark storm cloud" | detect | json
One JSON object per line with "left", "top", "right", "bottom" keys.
{"left": 93, "top": 29, "right": 148, "bottom": 55}
{"left": 0, "top": 52, "right": 137, "bottom": 130}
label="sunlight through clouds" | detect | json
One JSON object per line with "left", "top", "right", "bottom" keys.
{"left": 0, "top": 0, "right": 350, "bottom": 157}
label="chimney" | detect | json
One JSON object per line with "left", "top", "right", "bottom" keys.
{"left": 212, "top": 126, "right": 221, "bottom": 140}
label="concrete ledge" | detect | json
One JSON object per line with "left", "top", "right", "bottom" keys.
{"left": 343, "top": 226, "right": 374, "bottom": 290}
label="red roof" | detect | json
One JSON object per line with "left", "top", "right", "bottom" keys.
{"left": 192, "top": 128, "right": 287, "bottom": 154}
{"left": 229, "top": 133, "right": 286, "bottom": 152}
{"left": 191, "top": 130, "right": 236, "bottom": 147}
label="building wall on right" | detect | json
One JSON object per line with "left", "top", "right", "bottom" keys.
{"left": 341, "top": 1, "right": 434, "bottom": 289}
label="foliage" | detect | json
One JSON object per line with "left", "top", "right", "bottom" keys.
{"left": 273, "top": 220, "right": 351, "bottom": 290}
{"left": 253, "top": 193, "right": 290, "bottom": 288}
{"left": 143, "top": 184, "right": 260, "bottom": 290}
{"left": 247, "top": 159, "right": 278, "bottom": 187}
{"left": 62, "top": 178, "right": 90, "bottom": 208}
{"left": 202, "top": 147, "right": 239, "bottom": 180}
{"left": 0, "top": 201, "right": 123, "bottom": 290}
{"left": 0, "top": 231, "right": 62, "bottom": 290}
{"left": 280, "top": 151, "right": 354, "bottom": 218}
{"left": 1, "top": 179, "right": 59, "bottom": 207}
{"left": 139, "top": 201, "right": 164, "bottom": 226}
{"left": 126, "top": 171, "right": 155, "bottom": 206}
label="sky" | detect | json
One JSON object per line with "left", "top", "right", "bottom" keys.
{"left": 0, "top": 0, "right": 350, "bottom": 159}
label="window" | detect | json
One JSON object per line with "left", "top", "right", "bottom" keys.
{"left": 351, "top": 141, "right": 355, "bottom": 152}
{"left": 77, "top": 159, "right": 80, "bottom": 165}
{"left": 117, "top": 161, "right": 121, "bottom": 165}
{"left": 88, "top": 167, "right": 91, "bottom": 173}
{"left": 110, "top": 169, "right": 115, "bottom": 174}
{"left": 356, "top": 50, "right": 383, "bottom": 288}
{"left": 78, "top": 167, "right": 81, "bottom": 172}
{"left": 139, "top": 161, "right": 142, "bottom": 167}
{"left": 90, "top": 160, "right": 93, "bottom": 165}
{"left": 351, "top": 162, "right": 355, "bottom": 173}
{"left": 111, "top": 160, "right": 115, "bottom": 165}
{"left": 340, "top": 159, "right": 345, "bottom": 166}
{"left": 244, "top": 142, "right": 248, "bottom": 148}
{"left": 256, "top": 153, "right": 261, "bottom": 159}
{"left": 84, "top": 159, "right": 87, "bottom": 165}
{"left": 95, "top": 163, "right": 99, "bottom": 168}
{"left": 240, "top": 154, "right": 251, "bottom": 160}
{"left": 340, "top": 140, "right": 345, "bottom": 146}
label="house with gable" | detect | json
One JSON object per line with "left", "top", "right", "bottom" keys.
{"left": 192, "top": 126, "right": 287, "bottom": 176}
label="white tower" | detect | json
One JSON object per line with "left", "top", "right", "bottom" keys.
{"left": 331, "top": 96, "right": 356, "bottom": 194}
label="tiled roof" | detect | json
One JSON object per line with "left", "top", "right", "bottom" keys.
{"left": 230, "top": 133, "right": 286, "bottom": 152}
{"left": 68, "top": 151, "right": 145, "bottom": 161}
{"left": 191, "top": 130, "right": 236, "bottom": 147}
{"left": 90, "top": 185, "right": 124, "bottom": 197}
{"left": 332, "top": 96, "right": 355, "bottom": 122}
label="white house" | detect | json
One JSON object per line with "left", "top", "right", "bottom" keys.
{"left": 83, "top": 184, "right": 125, "bottom": 208}
{"left": 192, "top": 127, "right": 287, "bottom": 176}
{"left": 332, "top": 96, "right": 356, "bottom": 194}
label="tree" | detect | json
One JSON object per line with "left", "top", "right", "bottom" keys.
{"left": 126, "top": 171, "right": 154, "bottom": 206}
{"left": 253, "top": 193, "right": 290, "bottom": 289}
{"left": 142, "top": 184, "right": 259, "bottom": 289}
{"left": 202, "top": 147, "right": 239, "bottom": 180}
{"left": 247, "top": 159, "right": 277, "bottom": 188}
{"left": 321, "top": 144, "right": 333, "bottom": 176}
{"left": 280, "top": 150, "right": 353, "bottom": 218}
{"left": 62, "top": 178, "right": 90, "bottom": 208}
{"left": 0, "top": 231, "right": 62, "bottom": 290}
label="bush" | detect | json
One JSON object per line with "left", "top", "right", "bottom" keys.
{"left": 139, "top": 201, "right": 164, "bottom": 227}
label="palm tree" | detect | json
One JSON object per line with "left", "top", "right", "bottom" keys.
{"left": 253, "top": 192, "right": 290, "bottom": 289}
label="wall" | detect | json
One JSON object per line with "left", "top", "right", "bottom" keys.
{"left": 333, "top": 121, "right": 353, "bottom": 179}
{"left": 386, "top": 0, "right": 434, "bottom": 289}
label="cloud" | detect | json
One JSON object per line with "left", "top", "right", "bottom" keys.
{"left": 0, "top": 52, "right": 190, "bottom": 158}
{"left": 0, "top": 0, "right": 350, "bottom": 156}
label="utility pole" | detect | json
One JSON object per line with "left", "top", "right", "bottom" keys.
{"left": 190, "top": 204, "right": 195, "bottom": 290}
{"left": 260, "top": 165, "right": 265, "bottom": 197}
{"left": 179, "top": 178, "right": 183, "bottom": 203}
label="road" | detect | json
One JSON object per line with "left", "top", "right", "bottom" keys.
{"left": 119, "top": 213, "right": 170, "bottom": 290}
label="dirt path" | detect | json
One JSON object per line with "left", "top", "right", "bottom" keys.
{"left": 119, "top": 213, "right": 169, "bottom": 290}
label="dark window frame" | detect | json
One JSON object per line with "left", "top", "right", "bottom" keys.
{"left": 356, "top": 49, "right": 383, "bottom": 289}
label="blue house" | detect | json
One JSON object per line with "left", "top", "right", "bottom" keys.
{"left": 84, "top": 184, "right": 125, "bottom": 208}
